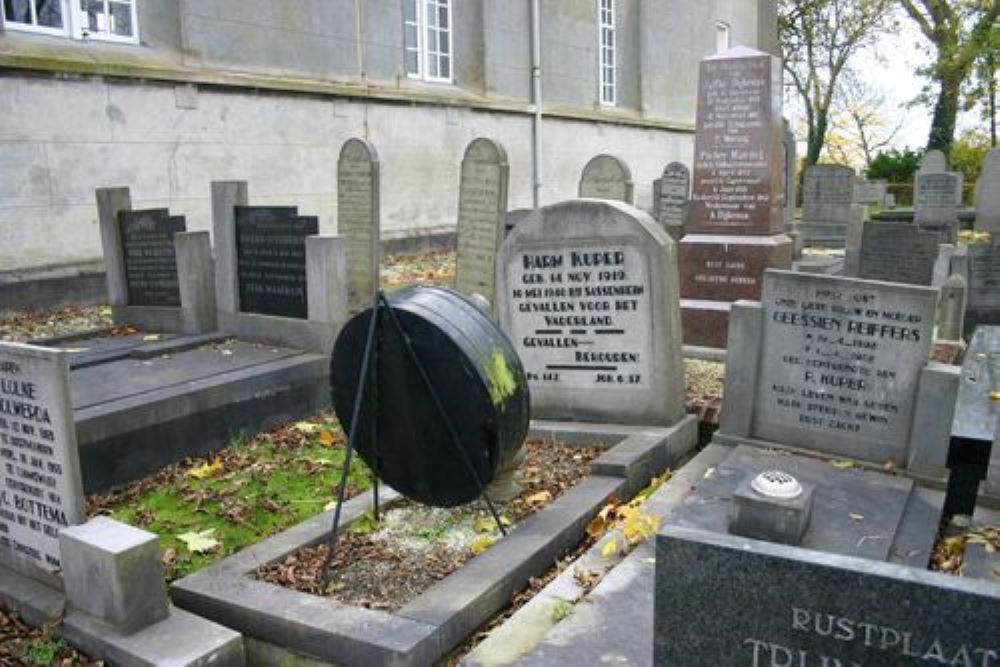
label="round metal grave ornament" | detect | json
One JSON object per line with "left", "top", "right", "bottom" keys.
{"left": 750, "top": 470, "right": 803, "bottom": 499}
{"left": 330, "top": 285, "right": 530, "bottom": 508}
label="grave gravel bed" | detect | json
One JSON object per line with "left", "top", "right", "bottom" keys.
{"left": 256, "top": 440, "right": 604, "bottom": 611}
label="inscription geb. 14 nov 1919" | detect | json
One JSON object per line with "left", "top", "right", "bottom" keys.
{"left": 506, "top": 244, "right": 651, "bottom": 389}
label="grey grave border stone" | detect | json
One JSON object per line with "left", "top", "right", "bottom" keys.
{"left": 96, "top": 187, "right": 217, "bottom": 335}
{"left": 171, "top": 416, "right": 698, "bottom": 666}
{"left": 212, "top": 181, "right": 347, "bottom": 355}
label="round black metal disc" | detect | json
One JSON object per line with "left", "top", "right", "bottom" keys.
{"left": 330, "top": 286, "right": 529, "bottom": 507}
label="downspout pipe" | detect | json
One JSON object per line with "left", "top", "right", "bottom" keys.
{"left": 530, "top": 0, "right": 542, "bottom": 208}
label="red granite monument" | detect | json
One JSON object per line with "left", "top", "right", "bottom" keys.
{"left": 679, "top": 46, "right": 792, "bottom": 348}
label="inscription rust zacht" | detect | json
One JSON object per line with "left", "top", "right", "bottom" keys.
{"left": 688, "top": 50, "right": 784, "bottom": 236}
{"left": 235, "top": 206, "right": 317, "bottom": 319}
{"left": 119, "top": 209, "right": 186, "bottom": 307}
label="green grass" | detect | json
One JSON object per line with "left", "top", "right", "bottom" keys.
{"left": 104, "top": 417, "right": 372, "bottom": 581}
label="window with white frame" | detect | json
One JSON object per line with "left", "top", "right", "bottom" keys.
{"left": 715, "top": 21, "right": 731, "bottom": 54}
{"left": 403, "top": 0, "right": 452, "bottom": 83}
{"left": 1, "top": 0, "right": 138, "bottom": 42}
{"left": 598, "top": 0, "right": 616, "bottom": 106}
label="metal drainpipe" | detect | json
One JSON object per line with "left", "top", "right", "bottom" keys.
{"left": 530, "top": 0, "right": 543, "bottom": 208}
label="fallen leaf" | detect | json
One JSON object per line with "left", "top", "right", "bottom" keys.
{"left": 323, "top": 500, "right": 337, "bottom": 512}
{"left": 318, "top": 430, "right": 337, "bottom": 447}
{"left": 143, "top": 334, "right": 161, "bottom": 342}
{"left": 831, "top": 459, "right": 856, "bottom": 469}
{"left": 849, "top": 512, "right": 864, "bottom": 522}
{"left": 162, "top": 547, "right": 177, "bottom": 564}
{"left": 525, "top": 490, "right": 552, "bottom": 506}
{"left": 600, "top": 539, "right": 618, "bottom": 558}
{"left": 177, "top": 529, "right": 220, "bottom": 553}
{"left": 470, "top": 535, "right": 495, "bottom": 555}
{"left": 474, "top": 516, "right": 497, "bottom": 533}
{"left": 294, "top": 421, "right": 319, "bottom": 434}
{"left": 187, "top": 458, "right": 224, "bottom": 480}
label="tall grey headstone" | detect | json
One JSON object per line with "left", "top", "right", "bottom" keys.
{"left": 917, "top": 149, "right": 947, "bottom": 177}
{"left": 782, "top": 119, "right": 797, "bottom": 228}
{"left": 653, "top": 162, "right": 689, "bottom": 240}
{"left": 858, "top": 221, "right": 940, "bottom": 286}
{"left": 454, "top": 138, "right": 509, "bottom": 304}
{"left": 337, "top": 138, "right": 380, "bottom": 313}
{"left": 578, "top": 154, "right": 634, "bottom": 204}
{"left": 967, "top": 238, "right": 1000, "bottom": 331}
{"left": 800, "top": 164, "right": 862, "bottom": 246}
{"left": 975, "top": 148, "right": 1000, "bottom": 232}
{"left": 915, "top": 171, "right": 962, "bottom": 241}
{"left": 853, "top": 180, "right": 887, "bottom": 207}
{"left": 720, "top": 271, "right": 957, "bottom": 472}
{"left": 496, "top": 199, "right": 685, "bottom": 426}
{"left": 0, "top": 343, "right": 85, "bottom": 582}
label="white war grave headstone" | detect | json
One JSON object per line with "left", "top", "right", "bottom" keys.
{"left": 496, "top": 199, "right": 685, "bottom": 426}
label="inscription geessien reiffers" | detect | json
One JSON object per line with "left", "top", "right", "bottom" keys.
{"left": 0, "top": 358, "right": 72, "bottom": 570}
{"left": 508, "top": 245, "right": 650, "bottom": 389}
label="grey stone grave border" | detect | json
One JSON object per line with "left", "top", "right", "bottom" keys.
{"left": 212, "top": 181, "right": 347, "bottom": 355}
{"left": 96, "top": 187, "right": 217, "bottom": 335}
{"left": 171, "top": 415, "right": 698, "bottom": 666}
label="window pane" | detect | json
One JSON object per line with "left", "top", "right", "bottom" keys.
{"left": 404, "top": 23, "right": 417, "bottom": 49}
{"left": 80, "top": 0, "right": 103, "bottom": 31}
{"left": 426, "top": 25, "right": 437, "bottom": 53}
{"left": 439, "top": 56, "right": 449, "bottom": 79}
{"left": 4, "top": 0, "right": 31, "bottom": 23}
{"left": 427, "top": 54, "right": 439, "bottom": 78}
{"left": 109, "top": 1, "right": 131, "bottom": 36}
{"left": 403, "top": 0, "right": 416, "bottom": 22}
{"left": 405, "top": 49, "right": 419, "bottom": 74}
{"left": 438, "top": 4, "right": 448, "bottom": 29}
{"left": 34, "top": 0, "right": 62, "bottom": 27}
{"left": 439, "top": 30, "right": 449, "bottom": 54}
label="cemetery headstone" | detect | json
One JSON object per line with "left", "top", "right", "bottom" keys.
{"left": 337, "top": 138, "right": 380, "bottom": 312}
{"left": 916, "top": 149, "right": 947, "bottom": 177}
{"left": 975, "top": 148, "right": 1000, "bottom": 232}
{"left": 915, "top": 171, "right": 962, "bottom": 242}
{"left": 0, "top": 343, "right": 85, "bottom": 582}
{"left": 853, "top": 179, "right": 887, "bottom": 207}
{"left": 858, "top": 220, "right": 940, "bottom": 286}
{"left": 967, "top": 236, "right": 1000, "bottom": 332}
{"left": 118, "top": 209, "right": 185, "bottom": 307}
{"left": 782, "top": 119, "right": 796, "bottom": 229}
{"left": 799, "top": 164, "right": 863, "bottom": 246}
{"left": 96, "top": 187, "right": 216, "bottom": 334}
{"left": 652, "top": 161, "right": 689, "bottom": 240}
{"left": 496, "top": 199, "right": 686, "bottom": 426}
{"left": 454, "top": 138, "right": 510, "bottom": 306}
{"left": 678, "top": 46, "right": 793, "bottom": 348}
{"left": 212, "top": 181, "right": 347, "bottom": 354}
{"left": 235, "top": 207, "right": 318, "bottom": 319}
{"left": 578, "top": 154, "right": 634, "bottom": 204}
{"left": 720, "top": 270, "right": 959, "bottom": 474}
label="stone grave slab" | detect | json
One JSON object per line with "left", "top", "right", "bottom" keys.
{"left": 496, "top": 199, "right": 685, "bottom": 426}
{"left": 96, "top": 187, "right": 216, "bottom": 335}
{"left": 655, "top": 523, "right": 999, "bottom": 666}
{"left": 719, "top": 270, "right": 959, "bottom": 474}
{"left": 975, "top": 148, "right": 1000, "bottom": 232}
{"left": 337, "top": 138, "right": 380, "bottom": 312}
{"left": 915, "top": 171, "right": 962, "bottom": 241}
{"left": 0, "top": 343, "right": 85, "bottom": 584}
{"left": 800, "top": 164, "right": 863, "bottom": 247}
{"left": 454, "top": 137, "right": 509, "bottom": 307}
{"left": 967, "top": 237, "right": 1000, "bottom": 332}
{"left": 118, "top": 209, "right": 185, "bottom": 307}
{"left": 953, "top": 327, "right": 1000, "bottom": 501}
{"left": 652, "top": 161, "right": 689, "bottom": 240}
{"left": 854, "top": 179, "right": 888, "bottom": 207}
{"left": 858, "top": 220, "right": 940, "bottom": 286}
{"left": 578, "top": 154, "right": 633, "bottom": 204}
{"left": 234, "top": 206, "right": 317, "bottom": 319}
{"left": 679, "top": 46, "right": 792, "bottom": 348}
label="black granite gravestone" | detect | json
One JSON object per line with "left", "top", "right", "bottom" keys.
{"left": 118, "top": 209, "right": 186, "bottom": 307}
{"left": 234, "top": 206, "right": 317, "bottom": 319}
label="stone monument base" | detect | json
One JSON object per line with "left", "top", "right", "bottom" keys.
{"left": 680, "top": 299, "right": 731, "bottom": 349}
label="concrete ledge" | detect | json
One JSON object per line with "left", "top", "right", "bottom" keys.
{"left": 172, "top": 418, "right": 696, "bottom": 665}
{"left": 682, "top": 344, "right": 727, "bottom": 362}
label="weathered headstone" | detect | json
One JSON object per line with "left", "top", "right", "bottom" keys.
{"left": 917, "top": 149, "right": 947, "bottom": 177}
{"left": 96, "top": 187, "right": 216, "bottom": 334}
{"left": 720, "top": 270, "right": 959, "bottom": 473}
{"left": 337, "top": 138, "right": 380, "bottom": 312}
{"left": 967, "top": 236, "right": 1000, "bottom": 332}
{"left": 496, "top": 199, "right": 685, "bottom": 426}
{"left": 915, "top": 171, "right": 962, "bottom": 241}
{"left": 454, "top": 138, "right": 510, "bottom": 305}
{"left": 799, "top": 164, "right": 863, "bottom": 246}
{"left": 119, "top": 209, "right": 185, "bottom": 307}
{"left": 858, "top": 221, "right": 940, "bottom": 286}
{"left": 974, "top": 147, "right": 1000, "bottom": 232}
{"left": 652, "top": 161, "right": 689, "bottom": 240}
{"left": 853, "top": 179, "right": 887, "bottom": 207}
{"left": 578, "top": 154, "right": 634, "bottom": 204}
{"left": 235, "top": 207, "right": 318, "bottom": 319}
{"left": 782, "top": 119, "right": 796, "bottom": 229}
{"left": 0, "top": 343, "right": 85, "bottom": 581}
{"left": 678, "top": 46, "right": 793, "bottom": 348}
